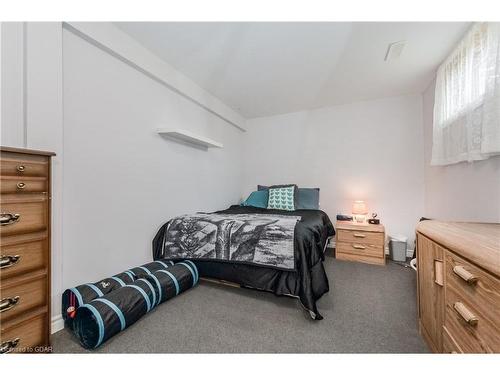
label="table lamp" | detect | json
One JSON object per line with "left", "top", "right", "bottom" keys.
{"left": 352, "top": 200, "right": 368, "bottom": 224}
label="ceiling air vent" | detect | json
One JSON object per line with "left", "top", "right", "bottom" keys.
{"left": 384, "top": 41, "right": 407, "bottom": 61}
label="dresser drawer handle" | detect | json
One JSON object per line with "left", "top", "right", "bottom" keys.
{"left": 352, "top": 244, "right": 366, "bottom": 250}
{"left": 0, "top": 296, "right": 20, "bottom": 313}
{"left": 0, "top": 338, "right": 20, "bottom": 354}
{"left": 16, "top": 182, "right": 26, "bottom": 190}
{"left": 0, "top": 213, "right": 21, "bottom": 226}
{"left": 454, "top": 302, "right": 478, "bottom": 326}
{"left": 16, "top": 165, "right": 26, "bottom": 172}
{"left": 453, "top": 266, "right": 478, "bottom": 285}
{"left": 353, "top": 233, "right": 366, "bottom": 238}
{"left": 434, "top": 259, "right": 444, "bottom": 286}
{"left": 0, "top": 213, "right": 20, "bottom": 226}
{"left": 0, "top": 255, "right": 21, "bottom": 269}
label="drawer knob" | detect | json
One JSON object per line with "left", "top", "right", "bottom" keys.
{"left": 16, "top": 182, "right": 26, "bottom": 190}
{"left": 0, "top": 296, "right": 20, "bottom": 313}
{"left": 16, "top": 165, "right": 26, "bottom": 172}
{"left": 353, "top": 233, "right": 366, "bottom": 238}
{"left": 453, "top": 266, "right": 478, "bottom": 285}
{"left": 0, "top": 338, "right": 20, "bottom": 354}
{"left": 0, "top": 255, "right": 21, "bottom": 269}
{"left": 0, "top": 213, "right": 20, "bottom": 226}
{"left": 454, "top": 302, "right": 479, "bottom": 326}
{"left": 352, "top": 244, "right": 366, "bottom": 250}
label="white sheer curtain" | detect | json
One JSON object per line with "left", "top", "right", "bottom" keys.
{"left": 432, "top": 22, "right": 500, "bottom": 166}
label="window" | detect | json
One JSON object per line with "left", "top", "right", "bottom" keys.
{"left": 432, "top": 22, "right": 500, "bottom": 166}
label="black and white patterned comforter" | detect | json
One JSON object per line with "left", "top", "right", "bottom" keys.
{"left": 159, "top": 213, "right": 301, "bottom": 270}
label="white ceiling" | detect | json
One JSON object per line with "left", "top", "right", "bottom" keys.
{"left": 115, "top": 22, "right": 470, "bottom": 119}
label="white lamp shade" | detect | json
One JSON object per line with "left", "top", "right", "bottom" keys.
{"left": 352, "top": 200, "right": 368, "bottom": 215}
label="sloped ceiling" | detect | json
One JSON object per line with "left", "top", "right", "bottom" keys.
{"left": 116, "top": 22, "right": 470, "bottom": 118}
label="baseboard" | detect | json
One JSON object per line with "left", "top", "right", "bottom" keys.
{"left": 51, "top": 314, "right": 64, "bottom": 334}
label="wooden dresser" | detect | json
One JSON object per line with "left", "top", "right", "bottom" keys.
{"left": 335, "top": 221, "right": 386, "bottom": 265}
{"left": 0, "top": 147, "right": 54, "bottom": 354}
{"left": 416, "top": 221, "right": 500, "bottom": 353}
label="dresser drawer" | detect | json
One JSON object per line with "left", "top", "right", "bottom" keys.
{"left": 336, "top": 241, "right": 384, "bottom": 258}
{"left": 0, "top": 272, "right": 48, "bottom": 321}
{"left": 0, "top": 152, "right": 49, "bottom": 178}
{"left": 444, "top": 251, "right": 500, "bottom": 353}
{"left": 337, "top": 229, "right": 384, "bottom": 246}
{"left": 0, "top": 199, "right": 48, "bottom": 236}
{"left": 0, "top": 176, "right": 48, "bottom": 194}
{"left": 0, "top": 312, "right": 48, "bottom": 353}
{"left": 1, "top": 237, "right": 48, "bottom": 279}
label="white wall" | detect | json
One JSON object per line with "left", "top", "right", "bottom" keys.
{"left": 62, "top": 28, "right": 244, "bottom": 287}
{"left": 1, "top": 22, "right": 245, "bottom": 329}
{"left": 1, "top": 22, "right": 64, "bottom": 330}
{"left": 1, "top": 22, "right": 25, "bottom": 147}
{"left": 243, "top": 95, "right": 425, "bottom": 247}
{"left": 423, "top": 81, "right": 500, "bottom": 222}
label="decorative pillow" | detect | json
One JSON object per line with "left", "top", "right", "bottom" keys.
{"left": 241, "top": 190, "right": 269, "bottom": 208}
{"left": 258, "top": 185, "right": 320, "bottom": 210}
{"left": 296, "top": 188, "right": 320, "bottom": 210}
{"left": 267, "top": 184, "right": 298, "bottom": 211}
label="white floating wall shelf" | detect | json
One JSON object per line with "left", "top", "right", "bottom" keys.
{"left": 157, "top": 128, "right": 223, "bottom": 149}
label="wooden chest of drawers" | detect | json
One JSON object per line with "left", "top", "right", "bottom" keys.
{"left": 0, "top": 147, "right": 54, "bottom": 354}
{"left": 416, "top": 221, "right": 500, "bottom": 353}
{"left": 335, "top": 221, "right": 386, "bottom": 265}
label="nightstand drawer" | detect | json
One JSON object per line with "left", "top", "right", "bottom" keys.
{"left": 337, "top": 229, "right": 384, "bottom": 246}
{"left": 336, "top": 241, "right": 384, "bottom": 258}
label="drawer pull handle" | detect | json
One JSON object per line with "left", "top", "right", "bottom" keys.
{"left": 453, "top": 266, "right": 478, "bottom": 285}
{"left": 434, "top": 259, "right": 444, "bottom": 286}
{"left": 16, "top": 165, "right": 26, "bottom": 172}
{"left": 352, "top": 244, "right": 366, "bottom": 250}
{"left": 0, "top": 338, "right": 20, "bottom": 354}
{"left": 353, "top": 233, "right": 366, "bottom": 238}
{"left": 454, "top": 302, "right": 478, "bottom": 326}
{"left": 0, "top": 296, "right": 20, "bottom": 313}
{"left": 0, "top": 255, "right": 21, "bottom": 269}
{"left": 0, "top": 213, "right": 20, "bottom": 226}
{"left": 16, "top": 182, "right": 26, "bottom": 189}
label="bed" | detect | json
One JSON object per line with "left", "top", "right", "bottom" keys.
{"left": 152, "top": 204, "right": 334, "bottom": 320}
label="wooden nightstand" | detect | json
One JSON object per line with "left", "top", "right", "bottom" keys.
{"left": 335, "top": 221, "right": 386, "bottom": 265}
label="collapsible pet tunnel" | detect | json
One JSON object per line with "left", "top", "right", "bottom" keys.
{"left": 61, "top": 260, "right": 175, "bottom": 327}
{"left": 72, "top": 260, "right": 198, "bottom": 349}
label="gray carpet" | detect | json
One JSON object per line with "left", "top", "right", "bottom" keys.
{"left": 51, "top": 255, "right": 429, "bottom": 353}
